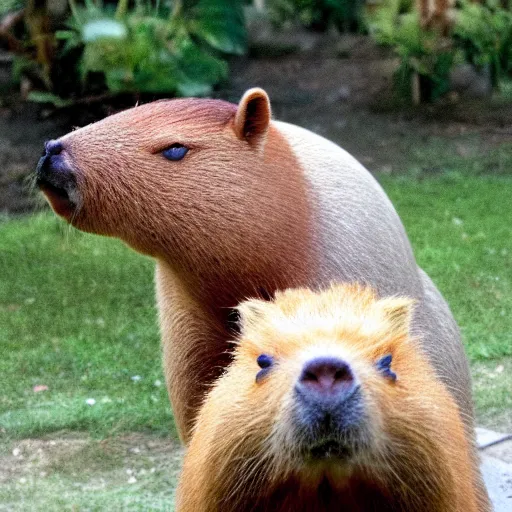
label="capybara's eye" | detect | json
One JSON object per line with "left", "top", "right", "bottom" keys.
{"left": 375, "top": 354, "right": 397, "bottom": 382}
{"left": 256, "top": 354, "right": 273, "bottom": 383}
{"left": 257, "top": 354, "right": 273, "bottom": 369}
{"left": 162, "top": 144, "right": 189, "bottom": 161}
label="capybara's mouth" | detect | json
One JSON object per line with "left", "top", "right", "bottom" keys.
{"left": 306, "top": 439, "right": 353, "bottom": 461}
{"left": 37, "top": 179, "right": 77, "bottom": 220}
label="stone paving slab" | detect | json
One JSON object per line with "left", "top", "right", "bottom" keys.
{"left": 483, "top": 440, "right": 512, "bottom": 465}
{"left": 477, "top": 427, "right": 512, "bottom": 450}
{"left": 481, "top": 455, "right": 512, "bottom": 512}
{"left": 477, "top": 428, "right": 512, "bottom": 511}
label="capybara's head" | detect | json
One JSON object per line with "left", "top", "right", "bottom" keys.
{"left": 180, "top": 286, "right": 482, "bottom": 512}
{"left": 222, "top": 284, "right": 418, "bottom": 480}
{"left": 185, "top": 283, "right": 456, "bottom": 500}
{"left": 35, "top": 88, "right": 289, "bottom": 259}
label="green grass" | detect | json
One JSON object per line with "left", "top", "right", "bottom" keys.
{"left": 383, "top": 175, "right": 512, "bottom": 361}
{"left": 0, "top": 434, "right": 181, "bottom": 512}
{"left": 1, "top": 175, "right": 511, "bottom": 442}
{"left": 0, "top": 216, "right": 173, "bottom": 440}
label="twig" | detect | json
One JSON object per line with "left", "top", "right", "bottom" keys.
{"left": 0, "top": 9, "right": 26, "bottom": 54}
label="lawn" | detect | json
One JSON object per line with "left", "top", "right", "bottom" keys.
{"left": 0, "top": 216, "right": 172, "bottom": 440}
{"left": 1, "top": 175, "right": 511, "bottom": 440}
{"left": 0, "top": 175, "right": 511, "bottom": 510}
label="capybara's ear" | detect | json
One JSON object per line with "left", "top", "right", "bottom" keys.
{"left": 379, "top": 297, "right": 415, "bottom": 338}
{"left": 237, "top": 298, "right": 270, "bottom": 333}
{"left": 234, "top": 88, "right": 271, "bottom": 146}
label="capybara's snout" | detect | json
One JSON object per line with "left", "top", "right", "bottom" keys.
{"left": 298, "top": 356, "right": 356, "bottom": 396}
{"left": 293, "top": 356, "right": 364, "bottom": 459}
{"left": 36, "top": 139, "right": 78, "bottom": 218}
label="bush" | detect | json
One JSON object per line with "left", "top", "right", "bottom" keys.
{"left": 268, "top": 0, "right": 365, "bottom": 32}
{"left": 367, "top": 0, "right": 512, "bottom": 102}
{"left": 368, "top": 7, "right": 454, "bottom": 101}
{"left": 453, "top": 0, "right": 512, "bottom": 88}
{"left": 2, "top": 0, "right": 247, "bottom": 102}
{"left": 0, "top": 0, "right": 22, "bottom": 16}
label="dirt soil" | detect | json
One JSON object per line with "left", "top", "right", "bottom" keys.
{"left": 1, "top": 34, "right": 511, "bottom": 214}
{"left": 0, "top": 434, "right": 182, "bottom": 511}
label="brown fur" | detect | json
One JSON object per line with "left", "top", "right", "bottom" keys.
{"left": 38, "top": 90, "right": 488, "bottom": 509}
{"left": 176, "top": 284, "right": 489, "bottom": 512}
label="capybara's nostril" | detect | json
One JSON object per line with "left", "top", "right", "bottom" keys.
{"left": 44, "top": 140, "right": 63, "bottom": 156}
{"left": 299, "top": 357, "right": 354, "bottom": 395}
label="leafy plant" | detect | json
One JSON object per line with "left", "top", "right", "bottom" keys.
{"left": 366, "top": 0, "right": 512, "bottom": 102}
{"left": 0, "top": 0, "right": 22, "bottom": 16}
{"left": 369, "top": 7, "right": 454, "bottom": 101}
{"left": 453, "top": 0, "right": 512, "bottom": 87}
{"left": 52, "top": 0, "right": 246, "bottom": 97}
{"left": 2, "top": 0, "right": 247, "bottom": 102}
{"left": 268, "top": 0, "right": 365, "bottom": 32}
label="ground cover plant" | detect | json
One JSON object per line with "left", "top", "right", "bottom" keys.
{"left": 0, "top": 172, "right": 511, "bottom": 510}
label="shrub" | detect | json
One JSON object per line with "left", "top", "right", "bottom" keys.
{"left": 368, "top": 6, "right": 454, "bottom": 101}
{"left": 453, "top": 0, "right": 512, "bottom": 88}
{"left": 268, "top": 0, "right": 365, "bottom": 32}
{"left": 1, "top": 0, "right": 247, "bottom": 102}
{"left": 367, "top": 0, "right": 512, "bottom": 102}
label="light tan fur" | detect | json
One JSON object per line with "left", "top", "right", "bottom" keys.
{"left": 177, "top": 284, "right": 489, "bottom": 512}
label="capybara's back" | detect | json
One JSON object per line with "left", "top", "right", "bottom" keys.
{"left": 177, "top": 284, "right": 489, "bottom": 512}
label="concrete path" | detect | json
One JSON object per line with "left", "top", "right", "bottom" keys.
{"left": 477, "top": 428, "right": 512, "bottom": 511}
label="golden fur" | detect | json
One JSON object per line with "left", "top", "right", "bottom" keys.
{"left": 40, "top": 88, "right": 476, "bottom": 444}
{"left": 177, "top": 284, "right": 489, "bottom": 512}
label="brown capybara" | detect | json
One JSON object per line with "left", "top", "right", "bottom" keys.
{"left": 177, "top": 284, "right": 489, "bottom": 512}
{"left": 36, "top": 88, "right": 471, "bottom": 446}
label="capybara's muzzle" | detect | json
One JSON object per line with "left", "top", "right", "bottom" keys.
{"left": 293, "top": 357, "right": 364, "bottom": 459}
{"left": 36, "top": 140, "right": 77, "bottom": 218}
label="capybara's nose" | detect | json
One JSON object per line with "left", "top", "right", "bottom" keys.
{"left": 298, "top": 357, "right": 355, "bottom": 396}
{"left": 295, "top": 357, "right": 362, "bottom": 438}
{"left": 36, "top": 139, "right": 78, "bottom": 217}
{"left": 36, "top": 139, "right": 75, "bottom": 192}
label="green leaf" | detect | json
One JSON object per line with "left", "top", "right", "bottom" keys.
{"left": 188, "top": 0, "right": 247, "bottom": 55}
{"left": 82, "top": 19, "right": 128, "bottom": 43}
{"left": 55, "top": 30, "right": 77, "bottom": 41}
{"left": 174, "top": 38, "right": 228, "bottom": 95}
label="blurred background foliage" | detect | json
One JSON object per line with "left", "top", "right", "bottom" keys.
{"left": 1, "top": 0, "right": 246, "bottom": 101}
{"left": 267, "top": 0, "right": 365, "bottom": 31}
{"left": 0, "top": 0, "right": 512, "bottom": 104}
{"left": 366, "top": 0, "right": 512, "bottom": 101}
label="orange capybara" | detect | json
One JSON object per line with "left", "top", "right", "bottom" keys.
{"left": 36, "top": 88, "right": 472, "bottom": 447}
{"left": 177, "top": 284, "right": 490, "bottom": 512}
